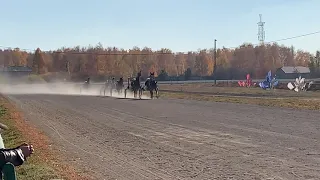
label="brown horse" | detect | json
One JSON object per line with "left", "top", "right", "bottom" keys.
{"left": 144, "top": 72, "right": 159, "bottom": 99}
{"left": 125, "top": 71, "right": 143, "bottom": 99}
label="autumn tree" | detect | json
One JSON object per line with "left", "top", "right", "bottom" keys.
{"left": 32, "top": 48, "right": 46, "bottom": 74}
{"left": 309, "top": 51, "right": 320, "bottom": 77}
{"left": 141, "top": 47, "right": 156, "bottom": 77}
{"left": 194, "top": 50, "right": 213, "bottom": 76}
{"left": 174, "top": 53, "right": 186, "bottom": 76}
{"left": 184, "top": 68, "right": 192, "bottom": 80}
{"left": 1, "top": 42, "right": 319, "bottom": 80}
{"left": 12, "top": 48, "right": 28, "bottom": 66}
{"left": 295, "top": 50, "right": 311, "bottom": 66}
{"left": 157, "top": 69, "right": 168, "bottom": 80}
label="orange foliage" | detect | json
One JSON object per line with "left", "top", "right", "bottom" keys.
{"left": 0, "top": 42, "right": 316, "bottom": 79}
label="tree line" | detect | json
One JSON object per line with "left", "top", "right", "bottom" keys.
{"left": 0, "top": 42, "right": 319, "bottom": 81}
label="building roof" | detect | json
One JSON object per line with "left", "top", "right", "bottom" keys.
{"left": 280, "top": 66, "right": 310, "bottom": 74}
{"left": 1, "top": 66, "right": 32, "bottom": 72}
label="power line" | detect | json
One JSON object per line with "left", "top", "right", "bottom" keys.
{"left": 268, "top": 31, "right": 320, "bottom": 43}
{"left": 1, "top": 30, "right": 320, "bottom": 55}
{"left": 227, "top": 30, "right": 320, "bottom": 49}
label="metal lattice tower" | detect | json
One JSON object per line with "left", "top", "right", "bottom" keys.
{"left": 257, "top": 14, "right": 265, "bottom": 44}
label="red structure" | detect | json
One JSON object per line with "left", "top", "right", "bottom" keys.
{"left": 238, "top": 74, "right": 256, "bottom": 87}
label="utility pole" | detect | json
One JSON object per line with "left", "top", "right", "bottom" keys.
{"left": 291, "top": 45, "right": 295, "bottom": 65}
{"left": 214, "top": 39, "right": 217, "bottom": 85}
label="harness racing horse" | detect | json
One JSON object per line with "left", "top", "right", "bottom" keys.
{"left": 115, "top": 77, "right": 124, "bottom": 95}
{"left": 80, "top": 78, "right": 90, "bottom": 94}
{"left": 124, "top": 71, "right": 143, "bottom": 99}
{"left": 100, "top": 80, "right": 109, "bottom": 96}
{"left": 100, "top": 78, "right": 116, "bottom": 96}
{"left": 124, "top": 77, "right": 131, "bottom": 98}
{"left": 108, "top": 77, "right": 116, "bottom": 96}
{"left": 144, "top": 72, "right": 159, "bottom": 99}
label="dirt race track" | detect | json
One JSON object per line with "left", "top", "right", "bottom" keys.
{"left": 7, "top": 94, "right": 320, "bottom": 180}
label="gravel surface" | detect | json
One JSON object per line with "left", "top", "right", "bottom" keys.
{"left": 7, "top": 94, "right": 320, "bottom": 180}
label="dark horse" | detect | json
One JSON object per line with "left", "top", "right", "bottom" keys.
{"left": 80, "top": 77, "right": 90, "bottom": 94}
{"left": 115, "top": 77, "right": 124, "bottom": 94}
{"left": 125, "top": 71, "right": 142, "bottom": 99}
{"left": 144, "top": 72, "right": 159, "bottom": 99}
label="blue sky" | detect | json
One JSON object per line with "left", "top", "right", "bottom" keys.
{"left": 1, "top": 0, "right": 320, "bottom": 54}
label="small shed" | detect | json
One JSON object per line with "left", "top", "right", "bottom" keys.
{"left": 275, "top": 66, "right": 311, "bottom": 79}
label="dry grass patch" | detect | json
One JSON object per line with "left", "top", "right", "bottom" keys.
{"left": 0, "top": 95, "right": 91, "bottom": 180}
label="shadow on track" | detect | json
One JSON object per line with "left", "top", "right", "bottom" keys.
{"left": 115, "top": 98, "right": 128, "bottom": 100}
{"left": 129, "top": 98, "right": 151, "bottom": 101}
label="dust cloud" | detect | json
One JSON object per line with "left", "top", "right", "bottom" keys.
{"left": 0, "top": 78, "right": 150, "bottom": 99}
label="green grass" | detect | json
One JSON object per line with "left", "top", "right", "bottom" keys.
{"left": 0, "top": 105, "right": 59, "bottom": 180}
{"left": 160, "top": 84, "right": 320, "bottom": 110}
{"left": 162, "top": 92, "right": 320, "bottom": 110}
{"left": 26, "top": 74, "right": 47, "bottom": 83}
{"left": 160, "top": 84, "right": 320, "bottom": 98}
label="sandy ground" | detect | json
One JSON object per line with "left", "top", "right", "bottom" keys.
{"left": 4, "top": 90, "right": 320, "bottom": 180}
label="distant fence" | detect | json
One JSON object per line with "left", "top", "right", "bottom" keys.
{"left": 7, "top": 78, "right": 317, "bottom": 86}
{"left": 153, "top": 79, "right": 320, "bottom": 84}
{"left": 81, "top": 78, "right": 320, "bottom": 86}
